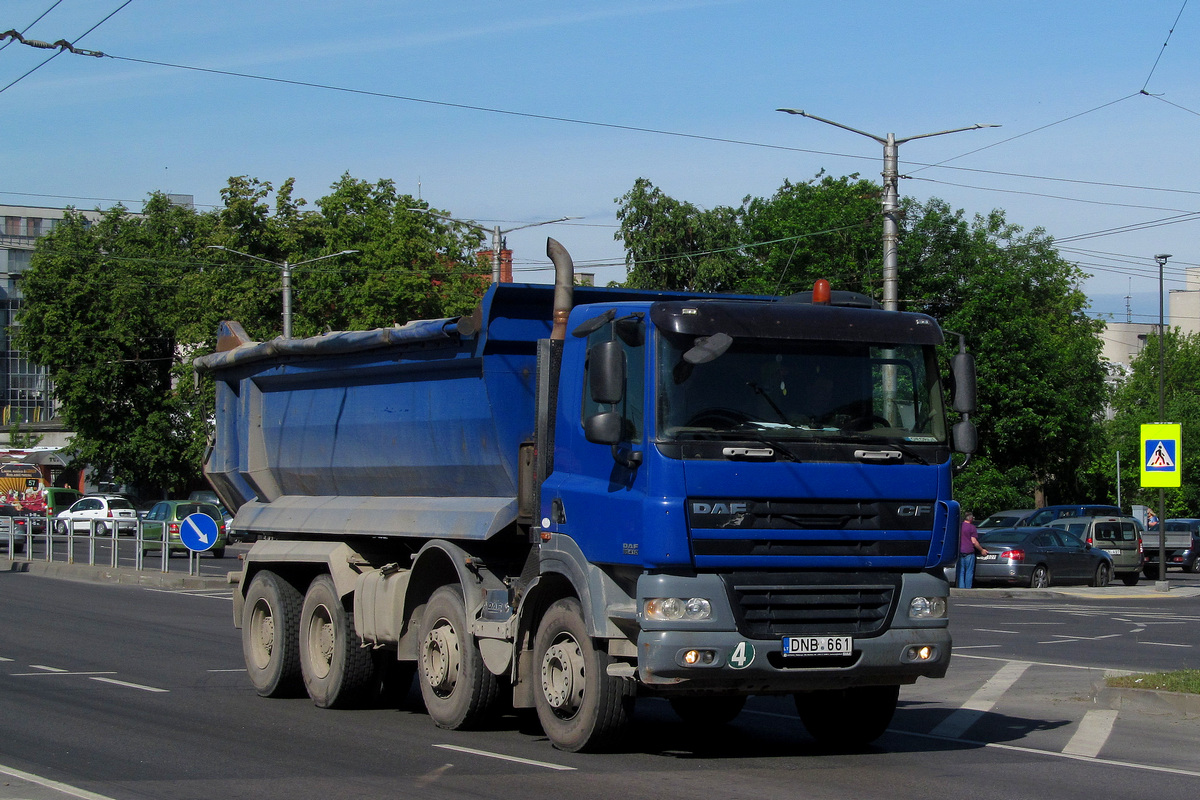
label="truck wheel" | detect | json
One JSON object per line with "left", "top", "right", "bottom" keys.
{"left": 242, "top": 571, "right": 304, "bottom": 698}
{"left": 795, "top": 685, "right": 899, "bottom": 749}
{"left": 417, "top": 585, "right": 499, "bottom": 729}
{"left": 669, "top": 696, "right": 746, "bottom": 726}
{"left": 533, "top": 597, "right": 634, "bottom": 752}
{"left": 300, "top": 575, "right": 378, "bottom": 708}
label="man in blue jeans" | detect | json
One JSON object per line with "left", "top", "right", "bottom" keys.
{"left": 956, "top": 512, "right": 987, "bottom": 588}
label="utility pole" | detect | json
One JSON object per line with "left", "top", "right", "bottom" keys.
{"left": 776, "top": 109, "right": 999, "bottom": 311}
{"left": 207, "top": 247, "right": 358, "bottom": 338}
{"left": 1155, "top": 252, "right": 1173, "bottom": 591}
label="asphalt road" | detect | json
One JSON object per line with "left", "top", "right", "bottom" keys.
{"left": 1, "top": 568, "right": 1200, "bottom": 800}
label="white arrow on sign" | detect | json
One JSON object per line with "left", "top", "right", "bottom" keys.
{"left": 184, "top": 517, "right": 210, "bottom": 544}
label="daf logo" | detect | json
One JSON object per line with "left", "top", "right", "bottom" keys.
{"left": 692, "top": 502, "right": 748, "bottom": 515}
{"left": 897, "top": 504, "right": 933, "bottom": 517}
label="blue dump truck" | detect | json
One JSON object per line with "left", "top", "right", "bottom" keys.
{"left": 194, "top": 239, "right": 977, "bottom": 752}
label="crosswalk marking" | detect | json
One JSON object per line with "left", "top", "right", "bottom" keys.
{"left": 1063, "top": 710, "right": 1119, "bottom": 757}
{"left": 930, "top": 660, "right": 1030, "bottom": 738}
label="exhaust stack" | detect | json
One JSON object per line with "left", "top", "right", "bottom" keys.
{"left": 546, "top": 238, "right": 574, "bottom": 341}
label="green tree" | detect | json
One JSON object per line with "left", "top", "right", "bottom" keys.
{"left": 1107, "top": 329, "right": 1200, "bottom": 516}
{"left": 900, "top": 200, "right": 1108, "bottom": 513}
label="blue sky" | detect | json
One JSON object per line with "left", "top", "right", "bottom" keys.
{"left": 3, "top": 1, "right": 1199, "bottom": 324}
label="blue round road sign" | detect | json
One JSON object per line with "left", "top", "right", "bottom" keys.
{"left": 179, "top": 512, "right": 220, "bottom": 552}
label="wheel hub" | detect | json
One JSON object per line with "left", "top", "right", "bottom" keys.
{"left": 421, "top": 620, "right": 460, "bottom": 695}
{"left": 541, "top": 636, "right": 585, "bottom": 713}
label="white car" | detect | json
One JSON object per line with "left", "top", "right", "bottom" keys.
{"left": 55, "top": 495, "right": 138, "bottom": 536}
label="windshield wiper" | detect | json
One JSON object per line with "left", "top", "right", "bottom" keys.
{"left": 830, "top": 431, "right": 931, "bottom": 465}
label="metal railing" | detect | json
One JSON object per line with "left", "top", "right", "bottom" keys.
{"left": 0, "top": 514, "right": 223, "bottom": 577}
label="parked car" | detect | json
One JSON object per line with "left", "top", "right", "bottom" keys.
{"left": 186, "top": 489, "right": 240, "bottom": 541}
{"left": 140, "top": 500, "right": 227, "bottom": 558}
{"left": 42, "top": 487, "right": 83, "bottom": 516}
{"left": 0, "top": 504, "right": 32, "bottom": 553}
{"left": 977, "top": 509, "right": 1035, "bottom": 529}
{"left": 55, "top": 494, "right": 138, "bottom": 536}
{"left": 1048, "top": 516, "right": 1142, "bottom": 585}
{"left": 1022, "top": 504, "right": 1122, "bottom": 528}
{"left": 1143, "top": 518, "right": 1200, "bottom": 577}
{"left": 974, "top": 527, "right": 1113, "bottom": 588}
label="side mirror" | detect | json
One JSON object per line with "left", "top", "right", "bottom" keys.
{"left": 588, "top": 340, "right": 624, "bottom": 405}
{"left": 584, "top": 411, "right": 623, "bottom": 446}
{"left": 952, "top": 419, "right": 977, "bottom": 454}
{"left": 951, "top": 351, "right": 976, "bottom": 414}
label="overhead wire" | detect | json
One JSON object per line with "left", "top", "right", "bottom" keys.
{"left": 0, "top": 0, "right": 64, "bottom": 53}
{"left": 0, "top": 0, "right": 131, "bottom": 94}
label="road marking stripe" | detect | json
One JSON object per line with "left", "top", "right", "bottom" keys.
{"left": 1139, "top": 641, "right": 1192, "bottom": 647}
{"left": 31, "top": 664, "right": 68, "bottom": 672}
{"left": 432, "top": 744, "right": 574, "bottom": 771}
{"left": 930, "top": 660, "right": 1029, "bottom": 738}
{"left": 14, "top": 671, "right": 117, "bottom": 677}
{"left": 901, "top": 729, "right": 1200, "bottom": 779}
{"left": 955, "top": 652, "right": 1120, "bottom": 672}
{"left": 89, "top": 677, "right": 168, "bottom": 693}
{"left": 1063, "top": 710, "right": 1119, "bottom": 757}
{"left": 0, "top": 761, "right": 120, "bottom": 800}
{"left": 974, "top": 628, "right": 1021, "bottom": 634}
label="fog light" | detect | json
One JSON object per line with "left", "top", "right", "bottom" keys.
{"left": 909, "top": 596, "right": 947, "bottom": 619}
{"left": 904, "top": 645, "right": 936, "bottom": 662}
{"left": 682, "top": 649, "right": 716, "bottom": 666}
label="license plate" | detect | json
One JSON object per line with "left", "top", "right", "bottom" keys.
{"left": 1105, "top": 549, "right": 1121, "bottom": 556}
{"left": 978, "top": 554, "right": 997, "bottom": 561}
{"left": 782, "top": 636, "right": 853, "bottom": 656}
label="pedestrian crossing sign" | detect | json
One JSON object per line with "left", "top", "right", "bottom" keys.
{"left": 1141, "top": 423, "right": 1182, "bottom": 488}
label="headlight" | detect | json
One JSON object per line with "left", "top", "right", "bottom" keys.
{"left": 909, "top": 596, "right": 947, "bottom": 619}
{"left": 644, "top": 597, "right": 713, "bottom": 621}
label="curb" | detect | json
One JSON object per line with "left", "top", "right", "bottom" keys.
{"left": 2, "top": 556, "right": 237, "bottom": 590}
{"left": 1093, "top": 680, "right": 1200, "bottom": 719}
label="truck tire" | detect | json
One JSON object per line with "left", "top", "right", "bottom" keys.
{"left": 300, "top": 575, "right": 378, "bottom": 709}
{"left": 417, "top": 585, "right": 500, "bottom": 729}
{"left": 669, "top": 696, "right": 746, "bottom": 726}
{"left": 795, "top": 684, "right": 899, "bottom": 749}
{"left": 533, "top": 597, "right": 634, "bottom": 752}
{"left": 242, "top": 570, "right": 304, "bottom": 698}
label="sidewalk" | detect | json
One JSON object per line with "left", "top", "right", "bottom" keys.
{"left": 2, "top": 555, "right": 237, "bottom": 590}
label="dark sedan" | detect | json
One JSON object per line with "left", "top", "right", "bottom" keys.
{"left": 974, "top": 527, "right": 1113, "bottom": 588}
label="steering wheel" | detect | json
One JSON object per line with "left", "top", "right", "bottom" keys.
{"left": 684, "top": 408, "right": 750, "bottom": 429}
{"left": 846, "top": 414, "right": 891, "bottom": 431}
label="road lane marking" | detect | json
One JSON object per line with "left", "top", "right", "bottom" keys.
{"left": 1139, "top": 641, "right": 1192, "bottom": 647}
{"left": 974, "top": 628, "right": 1021, "bottom": 634}
{"left": 1038, "top": 633, "right": 1122, "bottom": 644}
{"left": 955, "top": 652, "right": 1121, "bottom": 672}
{"left": 900, "top": 729, "right": 1200, "bottom": 779}
{"left": 953, "top": 644, "right": 1001, "bottom": 649}
{"left": 930, "top": 660, "right": 1030, "bottom": 738}
{"left": 89, "top": 676, "right": 168, "bottom": 693}
{"left": 432, "top": 744, "right": 574, "bottom": 771}
{"left": 14, "top": 671, "right": 117, "bottom": 677}
{"left": 1063, "top": 710, "right": 1119, "bottom": 758}
{"left": 31, "top": 664, "right": 68, "bottom": 672}
{"left": 0, "top": 761, "right": 120, "bottom": 800}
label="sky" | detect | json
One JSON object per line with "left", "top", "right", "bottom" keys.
{"left": 3, "top": 1, "right": 1200, "bottom": 326}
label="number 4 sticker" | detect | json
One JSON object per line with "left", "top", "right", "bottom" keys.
{"left": 729, "top": 641, "right": 755, "bottom": 669}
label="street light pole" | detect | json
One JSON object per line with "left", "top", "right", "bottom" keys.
{"left": 207, "top": 246, "right": 358, "bottom": 338}
{"left": 1155, "top": 252, "right": 1173, "bottom": 590}
{"left": 408, "top": 209, "right": 580, "bottom": 283}
{"left": 775, "top": 109, "right": 999, "bottom": 311}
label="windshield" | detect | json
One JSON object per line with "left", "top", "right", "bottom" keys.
{"left": 657, "top": 335, "right": 947, "bottom": 444}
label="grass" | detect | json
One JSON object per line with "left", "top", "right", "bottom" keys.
{"left": 1106, "top": 669, "right": 1200, "bottom": 694}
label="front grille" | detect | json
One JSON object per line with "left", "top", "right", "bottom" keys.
{"left": 694, "top": 538, "right": 928, "bottom": 558}
{"left": 725, "top": 571, "right": 900, "bottom": 638}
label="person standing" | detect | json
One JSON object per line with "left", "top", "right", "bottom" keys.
{"left": 956, "top": 512, "right": 987, "bottom": 588}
